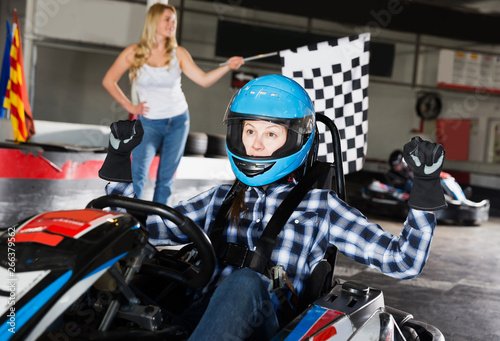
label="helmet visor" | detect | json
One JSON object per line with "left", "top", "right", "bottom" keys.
{"left": 222, "top": 89, "right": 315, "bottom": 137}
{"left": 224, "top": 112, "right": 314, "bottom": 160}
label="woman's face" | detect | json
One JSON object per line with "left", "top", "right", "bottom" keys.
{"left": 242, "top": 120, "right": 287, "bottom": 157}
{"left": 156, "top": 9, "right": 176, "bottom": 38}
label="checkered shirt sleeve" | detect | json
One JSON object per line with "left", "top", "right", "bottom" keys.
{"left": 323, "top": 193, "right": 436, "bottom": 279}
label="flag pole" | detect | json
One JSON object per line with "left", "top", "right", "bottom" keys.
{"left": 219, "top": 51, "right": 278, "bottom": 66}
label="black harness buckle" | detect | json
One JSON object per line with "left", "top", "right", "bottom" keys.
{"left": 222, "top": 243, "right": 250, "bottom": 268}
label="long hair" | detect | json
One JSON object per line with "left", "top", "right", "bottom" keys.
{"left": 129, "top": 3, "right": 178, "bottom": 82}
{"left": 227, "top": 187, "right": 248, "bottom": 228}
{"left": 226, "top": 170, "right": 302, "bottom": 227}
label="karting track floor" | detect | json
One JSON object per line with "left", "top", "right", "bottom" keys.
{"left": 335, "top": 213, "right": 500, "bottom": 341}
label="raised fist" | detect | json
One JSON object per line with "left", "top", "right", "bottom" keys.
{"left": 99, "top": 120, "right": 144, "bottom": 183}
{"left": 402, "top": 136, "right": 447, "bottom": 211}
{"left": 108, "top": 120, "right": 144, "bottom": 154}
{"left": 403, "top": 136, "right": 444, "bottom": 179}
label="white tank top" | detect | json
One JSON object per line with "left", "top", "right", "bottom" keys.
{"left": 134, "top": 49, "right": 188, "bottom": 119}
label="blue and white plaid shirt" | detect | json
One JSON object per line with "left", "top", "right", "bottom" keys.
{"left": 106, "top": 181, "right": 435, "bottom": 297}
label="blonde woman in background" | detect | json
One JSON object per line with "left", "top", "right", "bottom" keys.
{"left": 103, "top": 3, "right": 244, "bottom": 205}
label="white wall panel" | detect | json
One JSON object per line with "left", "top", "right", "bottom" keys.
{"left": 33, "top": 0, "right": 145, "bottom": 47}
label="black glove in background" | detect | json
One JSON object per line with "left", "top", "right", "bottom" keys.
{"left": 99, "top": 120, "right": 144, "bottom": 183}
{"left": 403, "top": 136, "right": 447, "bottom": 211}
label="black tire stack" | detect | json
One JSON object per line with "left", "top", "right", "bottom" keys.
{"left": 205, "top": 133, "right": 226, "bottom": 158}
{"left": 184, "top": 132, "right": 227, "bottom": 158}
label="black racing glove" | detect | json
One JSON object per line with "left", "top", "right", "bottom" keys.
{"left": 99, "top": 120, "right": 144, "bottom": 183}
{"left": 403, "top": 136, "right": 447, "bottom": 211}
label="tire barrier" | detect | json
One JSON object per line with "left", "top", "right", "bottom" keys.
{"left": 184, "top": 132, "right": 208, "bottom": 156}
{"left": 206, "top": 133, "right": 227, "bottom": 158}
{"left": 184, "top": 132, "right": 227, "bottom": 158}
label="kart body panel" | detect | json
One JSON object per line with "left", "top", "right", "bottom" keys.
{"left": 0, "top": 209, "right": 147, "bottom": 341}
{"left": 273, "top": 281, "right": 386, "bottom": 341}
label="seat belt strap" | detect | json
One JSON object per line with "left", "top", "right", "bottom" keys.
{"left": 246, "top": 161, "right": 329, "bottom": 274}
{"left": 211, "top": 162, "right": 328, "bottom": 282}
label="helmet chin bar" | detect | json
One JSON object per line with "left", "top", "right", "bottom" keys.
{"left": 233, "top": 157, "right": 276, "bottom": 177}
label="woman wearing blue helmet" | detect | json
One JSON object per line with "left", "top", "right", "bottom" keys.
{"left": 224, "top": 74, "right": 316, "bottom": 186}
{"left": 223, "top": 74, "right": 317, "bottom": 228}
{"left": 101, "top": 74, "right": 446, "bottom": 340}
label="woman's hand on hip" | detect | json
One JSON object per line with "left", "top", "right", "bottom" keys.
{"left": 129, "top": 101, "right": 149, "bottom": 115}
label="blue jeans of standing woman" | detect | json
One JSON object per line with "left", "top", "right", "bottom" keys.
{"left": 132, "top": 111, "right": 189, "bottom": 205}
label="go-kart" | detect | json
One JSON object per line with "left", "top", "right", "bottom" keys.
{"left": 359, "top": 172, "right": 490, "bottom": 225}
{"left": 0, "top": 195, "right": 444, "bottom": 341}
{"left": 436, "top": 172, "right": 490, "bottom": 225}
{"left": 0, "top": 115, "right": 444, "bottom": 340}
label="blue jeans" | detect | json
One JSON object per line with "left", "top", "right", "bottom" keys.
{"left": 132, "top": 111, "right": 189, "bottom": 205}
{"left": 186, "top": 268, "right": 279, "bottom": 341}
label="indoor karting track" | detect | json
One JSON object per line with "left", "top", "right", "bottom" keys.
{"left": 335, "top": 214, "right": 500, "bottom": 341}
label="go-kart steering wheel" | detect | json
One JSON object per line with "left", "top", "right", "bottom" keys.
{"left": 86, "top": 195, "right": 216, "bottom": 288}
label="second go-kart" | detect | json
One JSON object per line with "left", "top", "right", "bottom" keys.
{"left": 435, "top": 172, "right": 490, "bottom": 225}
{"left": 359, "top": 172, "right": 489, "bottom": 225}
{"left": 0, "top": 115, "right": 444, "bottom": 340}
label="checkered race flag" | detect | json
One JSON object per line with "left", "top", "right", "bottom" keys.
{"left": 280, "top": 33, "right": 370, "bottom": 174}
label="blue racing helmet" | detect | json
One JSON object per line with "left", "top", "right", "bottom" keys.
{"left": 223, "top": 74, "right": 316, "bottom": 187}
